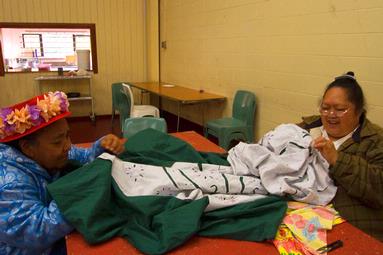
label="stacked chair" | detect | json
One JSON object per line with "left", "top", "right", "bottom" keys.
{"left": 121, "top": 83, "right": 160, "bottom": 118}
{"left": 204, "top": 90, "right": 256, "bottom": 150}
{"left": 122, "top": 117, "right": 167, "bottom": 139}
{"left": 111, "top": 82, "right": 160, "bottom": 132}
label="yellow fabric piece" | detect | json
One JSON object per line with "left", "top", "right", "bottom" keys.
{"left": 274, "top": 224, "right": 307, "bottom": 255}
{"left": 273, "top": 202, "right": 345, "bottom": 255}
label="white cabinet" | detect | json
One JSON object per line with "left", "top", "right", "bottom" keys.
{"left": 34, "top": 75, "right": 95, "bottom": 121}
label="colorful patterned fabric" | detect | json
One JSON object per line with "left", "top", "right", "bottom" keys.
{"left": 273, "top": 225, "right": 311, "bottom": 255}
{"left": 0, "top": 140, "right": 104, "bottom": 255}
{"left": 273, "top": 202, "right": 345, "bottom": 255}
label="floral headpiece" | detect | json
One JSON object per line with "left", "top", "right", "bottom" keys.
{"left": 0, "top": 91, "right": 71, "bottom": 143}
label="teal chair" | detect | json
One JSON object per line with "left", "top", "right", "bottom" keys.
{"left": 123, "top": 117, "right": 167, "bottom": 139}
{"left": 111, "top": 82, "right": 131, "bottom": 130}
{"left": 204, "top": 90, "right": 256, "bottom": 150}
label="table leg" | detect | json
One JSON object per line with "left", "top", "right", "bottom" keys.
{"left": 140, "top": 90, "right": 149, "bottom": 104}
{"left": 202, "top": 103, "right": 206, "bottom": 127}
{"left": 89, "top": 78, "right": 95, "bottom": 122}
{"left": 159, "top": 95, "right": 162, "bottom": 116}
{"left": 177, "top": 102, "right": 181, "bottom": 132}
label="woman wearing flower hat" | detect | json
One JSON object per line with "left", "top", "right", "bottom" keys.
{"left": 0, "top": 91, "right": 124, "bottom": 254}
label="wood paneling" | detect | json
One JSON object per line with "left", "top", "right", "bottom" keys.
{"left": 0, "top": 0, "right": 148, "bottom": 118}
{"left": 0, "top": 40, "right": 4, "bottom": 76}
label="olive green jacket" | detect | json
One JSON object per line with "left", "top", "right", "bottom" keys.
{"left": 300, "top": 114, "right": 383, "bottom": 241}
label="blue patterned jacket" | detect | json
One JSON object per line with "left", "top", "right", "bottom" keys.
{"left": 0, "top": 140, "right": 105, "bottom": 255}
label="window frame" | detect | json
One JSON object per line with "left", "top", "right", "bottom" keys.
{"left": 0, "top": 40, "right": 3, "bottom": 76}
{"left": 22, "top": 33, "right": 44, "bottom": 56}
{"left": 73, "top": 34, "right": 91, "bottom": 52}
{"left": 0, "top": 22, "right": 98, "bottom": 76}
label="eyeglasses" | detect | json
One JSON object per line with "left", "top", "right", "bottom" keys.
{"left": 319, "top": 107, "right": 349, "bottom": 117}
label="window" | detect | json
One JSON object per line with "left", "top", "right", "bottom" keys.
{"left": 0, "top": 23, "right": 98, "bottom": 76}
{"left": 22, "top": 34, "right": 43, "bottom": 56}
{"left": 74, "top": 35, "right": 90, "bottom": 51}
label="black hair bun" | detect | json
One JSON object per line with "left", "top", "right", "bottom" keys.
{"left": 334, "top": 71, "right": 356, "bottom": 81}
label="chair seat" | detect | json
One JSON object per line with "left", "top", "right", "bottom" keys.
{"left": 206, "top": 117, "right": 246, "bottom": 129}
{"left": 123, "top": 117, "right": 167, "bottom": 139}
{"left": 131, "top": 105, "right": 160, "bottom": 118}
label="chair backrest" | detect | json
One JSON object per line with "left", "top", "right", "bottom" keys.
{"left": 232, "top": 90, "right": 256, "bottom": 126}
{"left": 111, "top": 82, "right": 131, "bottom": 124}
{"left": 123, "top": 117, "right": 167, "bottom": 139}
{"left": 122, "top": 83, "right": 135, "bottom": 114}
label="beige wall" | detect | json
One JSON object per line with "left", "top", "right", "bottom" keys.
{"left": 146, "top": 0, "right": 159, "bottom": 82}
{"left": 159, "top": 0, "right": 383, "bottom": 139}
{"left": 0, "top": 0, "right": 150, "bottom": 117}
{"left": 1, "top": 0, "right": 383, "bottom": 139}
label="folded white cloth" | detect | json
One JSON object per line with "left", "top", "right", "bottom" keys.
{"left": 228, "top": 124, "right": 336, "bottom": 205}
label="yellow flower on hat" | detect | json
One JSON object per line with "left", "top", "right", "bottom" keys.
{"left": 0, "top": 117, "right": 4, "bottom": 138}
{"left": 37, "top": 93, "right": 62, "bottom": 122}
{"left": 49, "top": 93, "right": 63, "bottom": 114}
{"left": 6, "top": 106, "right": 33, "bottom": 134}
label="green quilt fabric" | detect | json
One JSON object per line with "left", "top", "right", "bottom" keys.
{"left": 48, "top": 129, "right": 287, "bottom": 255}
{"left": 121, "top": 128, "right": 230, "bottom": 167}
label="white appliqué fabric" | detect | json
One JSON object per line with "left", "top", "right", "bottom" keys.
{"left": 104, "top": 124, "right": 336, "bottom": 212}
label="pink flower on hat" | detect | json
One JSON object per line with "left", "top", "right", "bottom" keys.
{"left": 0, "top": 108, "right": 14, "bottom": 137}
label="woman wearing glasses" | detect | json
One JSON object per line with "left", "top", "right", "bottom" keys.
{"left": 299, "top": 72, "right": 383, "bottom": 241}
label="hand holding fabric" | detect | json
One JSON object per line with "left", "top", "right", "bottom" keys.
{"left": 312, "top": 136, "right": 338, "bottom": 166}
{"left": 100, "top": 134, "right": 125, "bottom": 155}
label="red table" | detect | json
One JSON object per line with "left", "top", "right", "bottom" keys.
{"left": 68, "top": 131, "right": 383, "bottom": 255}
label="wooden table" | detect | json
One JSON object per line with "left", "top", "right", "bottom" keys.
{"left": 126, "top": 82, "right": 226, "bottom": 131}
{"left": 68, "top": 131, "right": 383, "bottom": 255}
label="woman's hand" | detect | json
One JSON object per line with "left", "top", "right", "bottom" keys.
{"left": 312, "top": 136, "right": 338, "bottom": 166}
{"left": 100, "top": 134, "right": 125, "bottom": 155}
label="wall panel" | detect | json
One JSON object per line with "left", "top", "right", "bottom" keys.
{"left": 160, "top": 0, "right": 383, "bottom": 139}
